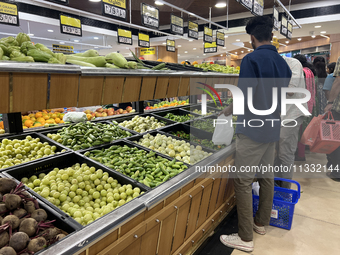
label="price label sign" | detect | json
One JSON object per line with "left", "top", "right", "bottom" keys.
{"left": 45, "top": 0, "right": 69, "bottom": 5}
{"left": 0, "top": 1, "right": 19, "bottom": 26}
{"left": 204, "top": 42, "right": 217, "bottom": 54}
{"left": 204, "top": 27, "right": 213, "bottom": 43}
{"left": 138, "top": 33, "right": 150, "bottom": 48}
{"left": 52, "top": 44, "right": 73, "bottom": 53}
{"left": 140, "top": 47, "right": 155, "bottom": 55}
{"left": 60, "top": 14, "right": 82, "bottom": 36}
{"left": 188, "top": 21, "right": 198, "bottom": 40}
{"left": 280, "top": 14, "right": 288, "bottom": 37}
{"left": 102, "top": 0, "right": 126, "bottom": 20}
{"left": 252, "top": 0, "right": 264, "bottom": 16}
{"left": 273, "top": 6, "right": 279, "bottom": 31}
{"left": 141, "top": 3, "right": 159, "bottom": 29}
{"left": 287, "top": 21, "right": 293, "bottom": 40}
{"left": 216, "top": 31, "right": 225, "bottom": 47}
{"left": 117, "top": 28, "right": 132, "bottom": 45}
{"left": 239, "top": 0, "right": 253, "bottom": 11}
{"left": 170, "top": 14, "right": 184, "bottom": 35}
{"left": 166, "top": 39, "right": 175, "bottom": 52}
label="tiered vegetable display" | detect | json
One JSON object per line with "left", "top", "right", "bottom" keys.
{"left": 118, "top": 116, "right": 166, "bottom": 133}
{"left": 171, "top": 131, "right": 226, "bottom": 150}
{"left": 21, "top": 110, "right": 65, "bottom": 129}
{"left": 136, "top": 133, "right": 213, "bottom": 164}
{"left": 84, "top": 145, "right": 188, "bottom": 188}
{"left": 20, "top": 164, "right": 142, "bottom": 226}
{"left": 0, "top": 178, "right": 67, "bottom": 254}
{"left": 83, "top": 106, "right": 135, "bottom": 120}
{"left": 46, "top": 122, "right": 132, "bottom": 150}
{"left": 194, "top": 63, "right": 240, "bottom": 74}
{"left": 145, "top": 99, "right": 189, "bottom": 110}
{"left": 191, "top": 109, "right": 215, "bottom": 116}
{"left": 162, "top": 113, "right": 195, "bottom": 122}
{"left": 0, "top": 136, "right": 66, "bottom": 170}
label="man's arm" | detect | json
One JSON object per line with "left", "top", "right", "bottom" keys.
{"left": 219, "top": 103, "right": 233, "bottom": 116}
{"left": 324, "top": 76, "right": 340, "bottom": 112}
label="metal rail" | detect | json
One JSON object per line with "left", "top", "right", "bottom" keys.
{"left": 274, "top": 0, "right": 302, "bottom": 28}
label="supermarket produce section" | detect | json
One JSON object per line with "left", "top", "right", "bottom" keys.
{"left": 0, "top": 64, "right": 238, "bottom": 255}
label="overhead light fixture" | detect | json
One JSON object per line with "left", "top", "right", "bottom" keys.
{"left": 184, "top": 51, "right": 188, "bottom": 53}
{"left": 311, "top": 35, "right": 316, "bottom": 38}
{"left": 241, "top": 51, "right": 244, "bottom": 53}
{"left": 193, "top": 48, "right": 197, "bottom": 50}
{"left": 189, "top": 39, "right": 193, "bottom": 42}
{"left": 74, "top": 40, "right": 79, "bottom": 42}
{"left": 297, "top": 38, "right": 302, "bottom": 41}
{"left": 320, "top": 34, "right": 330, "bottom": 39}
{"left": 249, "top": 41, "right": 252, "bottom": 44}
{"left": 27, "top": 33, "right": 34, "bottom": 37}
{"left": 223, "top": 47, "right": 226, "bottom": 49}
{"left": 235, "top": 52, "right": 237, "bottom": 54}
{"left": 224, "top": 35, "right": 228, "bottom": 38}
{"left": 236, "top": 39, "right": 240, "bottom": 42}
{"left": 285, "top": 41, "right": 289, "bottom": 44}
{"left": 89, "top": 0, "right": 101, "bottom": 2}
{"left": 215, "top": 2, "right": 227, "bottom": 8}
{"left": 203, "top": 54, "right": 206, "bottom": 56}
{"left": 94, "top": 37, "right": 99, "bottom": 39}
{"left": 315, "top": 25, "right": 321, "bottom": 28}
{"left": 178, "top": 54, "right": 180, "bottom": 56}
{"left": 178, "top": 45, "right": 182, "bottom": 47}
{"left": 155, "top": 1, "right": 164, "bottom": 5}
{"left": 320, "top": 31, "right": 326, "bottom": 34}
{"left": 59, "top": 42, "right": 65, "bottom": 44}
{"left": 47, "top": 29, "right": 54, "bottom": 32}
{"left": 94, "top": 46, "right": 98, "bottom": 48}
{"left": 162, "top": 42, "right": 166, "bottom": 44}
{"left": 248, "top": 49, "right": 251, "bottom": 52}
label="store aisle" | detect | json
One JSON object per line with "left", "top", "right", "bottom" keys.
{"left": 232, "top": 151, "right": 340, "bottom": 255}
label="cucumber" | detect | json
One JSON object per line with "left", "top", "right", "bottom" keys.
{"left": 66, "top": 59, "right": 96, "bottom": 67}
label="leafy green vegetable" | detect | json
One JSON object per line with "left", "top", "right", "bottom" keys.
{"left": 163, "top": 113, "right": 196, "bottom": 122}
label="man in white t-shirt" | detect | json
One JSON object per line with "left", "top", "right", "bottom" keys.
{"left": 275, "top": 56, "right": 308, "bottom": 188}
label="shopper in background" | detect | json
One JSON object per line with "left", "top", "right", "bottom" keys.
{"left": 275, "top": 57, "right": 307, "bottom": 189}
{"left": 324, "top": 56, "right": 340, "bottom": 182}
{"left": 219, "top": 16, "right": 292, "bottom": 252}
{"left": 323, "top": 62, "right": 336, "bottom": 100}
{"left": 293, "top": 54, "right": 316, "bottom": 161}
{"left": 313, "top": 57, "right": 328, "bottom": 114}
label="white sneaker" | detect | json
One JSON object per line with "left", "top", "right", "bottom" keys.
{"left": 253, "top": 223, "right": 266, "bottom": 235}
{"left": 220, "top": 233, "right": 254, "bottom": 252}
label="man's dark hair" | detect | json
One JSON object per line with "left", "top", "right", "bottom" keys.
{"left": 328, "top": 62, "right": 336, "bottom": 74}
{"left": 245, "top": 16, "right": 274, "bottom": 42}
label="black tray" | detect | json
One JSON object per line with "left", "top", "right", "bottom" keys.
{"left": 4, "top": 152, "right": 149, "bottom": 227}
{"left": 181, "top": 105, "right": 219, "bottom": 116}
{"left": 150, "top": 108, "right": 202, "bottom": 123}
{"left": 0, "top": 132, "right": 69, "bottom": 173}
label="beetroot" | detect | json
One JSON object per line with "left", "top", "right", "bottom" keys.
{"left": 4, "top": 194, "right": 21, "bottom": 210}
{"left": 27, "top": 237, "right": 46, "bottom": 253}
{"left": 9, "top": 232, "right": 29, "bottom": 252}
{"left": 0, "top": 231, "right": 9, "bottom": 248}
{"left": 0, "top": 193, "right": 3, "bottom": 202}
{"left": 19, "top": 218, "right": 37, "bottom": 237}
{"left": 31, "top": 209, "right": 47, "bottom": 222}
{"left": 41, "top": 227, "right": 61, "bottom": 240}
{"left": 24, "top": 201, "right": 36, "bottom": 214}
{"left": 0, "top": 178, "right": 17, "bottom": 194}
{"left": 56, "top": 233, "right": 66, "bottom": 240}
{"left": 0, "top": 246, "right": 16, "bottom": 255}
{"left": 13, "top": 208, "right": 27, "bottom": 218}
{"left": 2, "top": 215, "right": 20, "bottom": 229}
{"left": 0, "top": 204, "right": 7, "bottom": 215}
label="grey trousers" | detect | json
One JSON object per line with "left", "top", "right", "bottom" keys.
{"left": 234, "top": 134, "right": 275, "bottom": 241}
{"left": 275, "top": 116, "right": 305, "bottom": 188}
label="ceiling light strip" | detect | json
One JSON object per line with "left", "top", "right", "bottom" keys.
{"left": 17, "top": 0, "right": 192, "bottom": 41}
{"left": 320, "top": 34, "right": 330, "bottom": 39}
{"left": 274, "top": 0, "right": 301, "bottom": 28}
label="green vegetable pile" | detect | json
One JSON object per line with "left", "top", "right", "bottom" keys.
{"left": 194, "top": 63, "right": 240, "bottom": 74}
{"left": 171, "top": 131, "right": 226, "bottom": 150}
{"left": 191, "top": 109, "right": 215, "bottom": 116}
{"left": 191, "top": 119, "right": 216, "bottom": 133}
{"left": 84, "top": 145, "right": 187, "bottom": 188}
{"left": 46, "top": 122, "right": 132, "bottom": 150}
{"left": 163, "top": 113, "right": 196, "bottom": 122}
{"left": 118, "top": 115, "right": 166, "bottom": 133}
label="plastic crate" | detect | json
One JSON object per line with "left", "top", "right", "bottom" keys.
{"left": 253, "top": 178, "right": 301, "bottom": 230}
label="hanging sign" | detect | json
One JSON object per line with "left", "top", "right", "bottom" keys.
{"left": 166, "top": 39, "right": 175, "bottom": 52}
{"left": 60, "top": 14, "right": 82, "bottom": 36}
{"left": 204, "top": 27, "right": 213, "bottom": 43}
{"left": 287, "top": 21, "right": 293, "bottom": 40}
{"left": 52, "top": 44, "right": 73, "bottom": 53}
{"left": 252, "top": 0, "right": 264, "bottom": 16}
{"left": 170, "top": 14, "right": 184, "bottom": 35}
{"left": 280, "top": 14, "right": 288, "bottom": 37}
{"left": 204, "top": 42, "right": 217, "bottom": 54}
{"left": 117, "top": 28, "right": 132, "bottom": 45}
{"left": 272, "top": 38, "right": 279, "bottom": 50}
{"left": 0, "top": 1, "right": 19, "bottom": 26}
{"left": 141, "top": 3, "right": 159, "bottom": 29}
{"left": 216, "top": 31, "right": 225, "bottom": 47}
{"left": 238, "top": 0, "right": 253, "bottom": 12}
{"left": 188, "top": 21, "right": 198, "bottom": 40}
{"left": 138, "top": 33, "right": 150, "bottom": 48}
{"left": 273, "top": 6, "right": 279, "bottom": 31}
{"left": 45, "top": 0, "right": 69, "bottom": 5}
{"left": 140, "top": 47, "right": 155, "bottom": 55}
{"left": 102, "top": 0, "right": 126, "bottom": 20}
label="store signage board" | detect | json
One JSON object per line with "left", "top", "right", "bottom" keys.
{"left": 117, "top": 28, "right": 132, "bottom": 45}
{"left": 45, "top": 0, "right": 69, "bottom": 5}
{"left": 252, "top": 0, "right": 264, "bottom": 16}
{"left": 280, "top": 14, "right": 288, "bottom": 37}
{"left": 52, "top": 44, "right": 73, "bottom": 53}
{"left": 204, "top": 27, "right": 213, "bottom": 43}
{"left": 0, "top": 1, "right": 19, "bottom": 26}
{"left": 272, "top": 37, "right": 279, "bottom": 50}
{"left": 273, "top": 6, "right": 279, "bottom": 31}
{"left": 238, "top": 0, "right": 253, "bottom": 12}
{"left": 287, "top": 21, "right": 293, "bottom": 40}
{"left": 166, "top": 39, "right": 175, "bottom": 52}
{"left": 60, "top": 14, "right": 82, "bottom": 36}
{"left": 141, "top": 3, "right": 159, "bottom": 29}
{"left": 138, "top": 33, "right": 150, "bottom": 48}
{"left": 170, "top": 14, "right": 184, "bottom": 35}
{"left": 102, "top": 0, "right": 126, "bottom": 20}
{"left": 216, "top": 31, "right": 225, "bottom": 47}
{"left": 140, "top": 47, "right": 155, "bottom": 55}
{"left": 204, "top": 42, "right": 217, "bottom": 53}
{"left": 188, "top": 21, "right": 199, "bottom": 40}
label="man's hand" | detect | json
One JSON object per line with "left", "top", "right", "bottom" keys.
{"left": 324, "top": 104, "right": 333, "bottom": 113}
{"left": 218, "top": 103, "right": 233, "bottom": 116}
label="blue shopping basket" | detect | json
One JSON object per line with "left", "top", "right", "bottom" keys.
{"left": 252, "top": 178, "right": 301, "bottom": 230}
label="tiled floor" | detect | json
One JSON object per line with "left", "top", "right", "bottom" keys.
{"left": 232, "top": 151, "right": 340, "bottom": 255}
